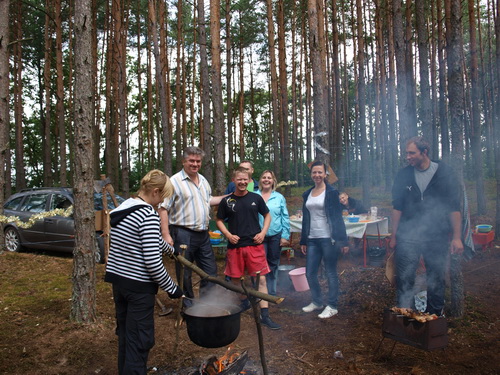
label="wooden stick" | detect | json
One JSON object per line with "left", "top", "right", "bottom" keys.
{"left": 286, "top": 350, "right": 314, "bottom": 367}
{"left": 172, "top": 254, "right": 284, "bottom": 304}
{"left": 173, "top": 245, "right": 187, "bottom": 355}
{"left": 245, "top": 272, "right": 268, "bottom": 375}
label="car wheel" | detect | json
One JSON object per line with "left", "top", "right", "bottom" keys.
{"left": 95, "top": 233, "right": 105, "bottom": 264}
{"left": 5, "top": 227, "right": 23, "bottom": 252}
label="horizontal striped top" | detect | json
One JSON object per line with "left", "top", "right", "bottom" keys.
{"left": 105, "top": 198, "right": 178, "bottom": 295}
{"left": 160, "top": 169, "right": 212, "bottom": 231}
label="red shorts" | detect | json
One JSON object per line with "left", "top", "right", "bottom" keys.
{"left": 224, "top": 244, "right": 270, "bottom": 278}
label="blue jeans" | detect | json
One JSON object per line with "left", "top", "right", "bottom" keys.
{"left": 395, "top": 239, "right": 448, "bottom": 315}
{"left": 263, "top": 234, "right": 281, "bottom": 296}
{"left": 305, "top": 238, "right": 340, "bottom": 308}
{"left": 170, "top": 226, "right": 217, "bottom": 301}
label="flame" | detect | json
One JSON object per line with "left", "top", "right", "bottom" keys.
{"left": 204, "top": 347, "right": 241, "bottom": 374}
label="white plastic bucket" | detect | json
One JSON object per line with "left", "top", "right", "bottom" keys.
{"left": 288, "top": 267, "right": 309, "bottom": 292}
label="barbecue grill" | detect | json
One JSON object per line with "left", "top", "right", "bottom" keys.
{"left": 377, "top": 308, "right": 448, "bottom": 353}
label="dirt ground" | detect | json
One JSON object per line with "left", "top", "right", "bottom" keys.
{"left": 1, "top": 239, "right": 499, "bottom": 375}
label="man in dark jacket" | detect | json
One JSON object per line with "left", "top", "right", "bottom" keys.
{"left": 389, "top": 137, "right": 464, "bottom": 315}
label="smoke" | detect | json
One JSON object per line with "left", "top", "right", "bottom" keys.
{"left": 186, "top": 285, "right": 241, "bottom": 317}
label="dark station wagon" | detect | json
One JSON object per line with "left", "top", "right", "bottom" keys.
{"left": 2, "top": 187, "right": 124, "bottom": 263}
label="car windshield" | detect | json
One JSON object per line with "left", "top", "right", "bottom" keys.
{"left": 93, "top": 192, "right": 125, "bottom": 211}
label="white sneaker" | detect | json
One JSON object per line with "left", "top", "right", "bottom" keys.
{"left": 302, "top": 302, "right": 324, "bottom": 313}
{"left": 318, "top": 306, "right": 338, "bottom": 319}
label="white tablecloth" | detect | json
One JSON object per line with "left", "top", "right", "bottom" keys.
{"left": 290, "top": 217, "right": 389, "bottom": 239}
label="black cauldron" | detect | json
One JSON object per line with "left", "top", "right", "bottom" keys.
{"left": 183, "top": 303, "right": 241, "bottom": 348}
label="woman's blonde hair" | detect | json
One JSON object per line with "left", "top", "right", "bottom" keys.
{"left": 139, "top": 169, "right": 174, "bottom": 201}
{"left": 258, "top": 170, "right": 278, "bottom": 191}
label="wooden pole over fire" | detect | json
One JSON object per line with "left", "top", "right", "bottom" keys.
{"left": 172, "top": 254, "right": 284, "bottom": 305}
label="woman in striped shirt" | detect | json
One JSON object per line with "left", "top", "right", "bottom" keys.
{"left": 105, "top": 170, "right": 183, "bottom": 375}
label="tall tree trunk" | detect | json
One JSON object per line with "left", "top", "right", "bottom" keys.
{"left": 146, "top": 28, "right": 154, "bottom": 168}
{"left": 439, "top": 0, "right": 450, "bottom": 159}
{"left": 199, "top": 0, "right": 213, "bottom": 184}
{"left": 249, "top": 55, "right": 258, "bottom": 163}
{"left": 43, "top": 1, "right": 53, "bottom": 186}
{"left": 467, "top": 0, "right": 486, "bottom": 214}
{"left": 356, "top": 0, "right": 370, "bottom": 207}
{"left": 0, "top": 0, "right": 10, "bottom": 252}
{"left": 13, "top": 0, "right": 26, "bottom": 190}
{"left": 430, "top": 1, "right": 439, "bottom": 157}
{"left": 238, "top": 21, "right": 244, "bottom": 161}
{"left": 67, "top": 0, "right": 75, "bottom": 184}
{"left": 341, "top": 3, "right": 350, "bottom": 178}
{"left": 55, "top": 0, "right": 68, "bottom": 186}
{"left": 107, "top": 0, "right": 120, "bottom": 188}
{"left": 446, "top": 0, "right": 465, "bottom": 318}
{"left": 150, "top": 0, "right": 172, "bottom": 175}
{"left": 265, "top": 0, "right": 281, "bottom": 175}
{"left": 494, "top": 0, "right": 500, "bottom": 238}
{"left": 477, "top": 0, "right": 493, "bottom": 178}
{"left": 225, "top": 0, "right": 233, "bottom": 173}
{"left": 71, "top": 0, "right": 97, "bottom": 324}
{"left": 160, "top": 0, "right": 173, "bottom": 172}
{"left": 291, "top": 0, "right": 299, "bottom": 185}
{"left": 375, "top": 0, "right": 390, "bottom": 189}
{"left": 303, "top": 8, "right": 312, "bottom": 164}
{"left": 374, "top": 0, "right": 386, "bottom": 188}
{"left": 415, "top": 0, "right": 432, "bottom": 143}
{"left": 392, "top": 0, "right": 410, "bottom": 150}
{"left": 330, "top": 0, "right": 342, "bottom": 176}
{"left": 135, "top": 2, "right": 144, "bottom": 177}
{"left": 118, "top": 1, "right": 129, "bottom": 196}
{"left": 386, "top": 0, "right": 399, "bottom": 174}
{"left": 210, "top": 0, "right": 225, "bottom": 193}
{"left": 175, "top": 0, "right": 183, "bottom": 170}
{"left": 307, "top": 0, "right": 329, "bottom": 163}
{"left": 277, "top": 0, "right": 288, "bottom": 186}
{"left": 404, "top": 0, "right": 417, "bottom": 137}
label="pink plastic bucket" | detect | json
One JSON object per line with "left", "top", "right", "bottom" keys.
{"left": 288, "top": 267, "right": 309, "bottom": 292}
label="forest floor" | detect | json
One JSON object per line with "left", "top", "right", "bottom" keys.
{"left": 1, "top": 188, "right": 499, "bottom": 375}
{"left": 0, "top": 238, "right": 499, "bottom": 375}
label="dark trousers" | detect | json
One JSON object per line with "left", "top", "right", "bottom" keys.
{"left": 395, "top": 239, "right": 448, "bottom": 315}
{"left": 112, "top": 284, "right": 155, "bottom": 375}
{"left": 170, "top": 226, "right": 217, "bottom": 301}
{"left": 263, "top": 234, "right": 281, "bottom": 296}
{"left": 305, "top": 238, "right": 340, "bottom": 308}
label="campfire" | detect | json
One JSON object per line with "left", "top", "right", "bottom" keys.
{"left": 191, "top": 347, "right": 249, "bottom": 375}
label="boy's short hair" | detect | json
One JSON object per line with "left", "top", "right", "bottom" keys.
{"left": 233, "top": 167, "right": 250, "bottom": 178}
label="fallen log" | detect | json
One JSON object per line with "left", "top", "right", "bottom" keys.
{"left": 172, "top": 254, "right": 284, "bottom": 305}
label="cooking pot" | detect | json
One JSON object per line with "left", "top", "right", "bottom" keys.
{"left": 183, "top": 303, "right": 241, "bottom": 348}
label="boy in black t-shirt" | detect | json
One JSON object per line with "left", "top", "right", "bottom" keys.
{"left": 216, "top": 167, "right": 281, "bottom": 330}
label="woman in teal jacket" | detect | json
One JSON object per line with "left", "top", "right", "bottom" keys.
{"left": 257, "top": 170, "right": 290, "bottom": 296}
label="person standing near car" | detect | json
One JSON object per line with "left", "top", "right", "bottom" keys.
{"left": 159, "top": 146, "right": 226, "bottom": 306}
{"left": 389, "top": 136, "right": 463, "bottom": 315}
{"left": 105, "top": 169, "right": 183, "bottom": 375}
{"left": 300, "top": 161, "right": 349, "bottom": 319}
{"left": 256, "top": 170, "right": 290, "bottom": 296}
